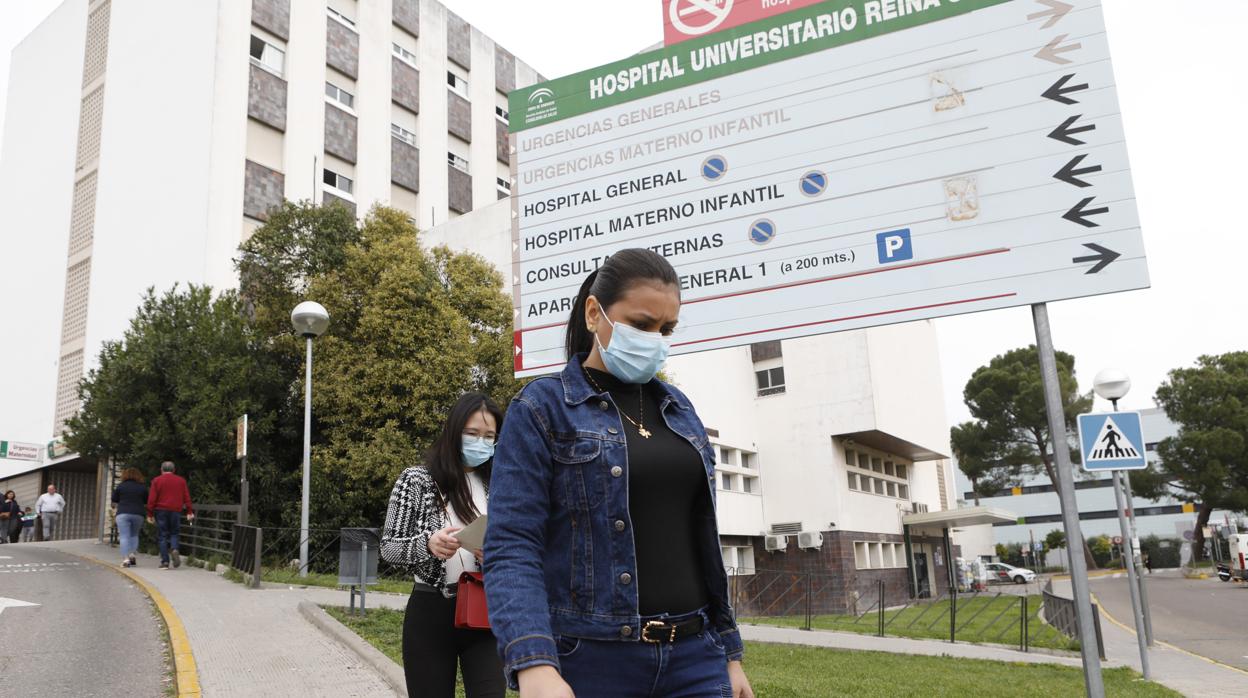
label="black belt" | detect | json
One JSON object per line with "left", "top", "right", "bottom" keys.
{"left": 640, "top": 614, "right": 704, "bottom": 644}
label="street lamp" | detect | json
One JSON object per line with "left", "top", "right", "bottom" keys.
{"left": 292, "top": 301, "right": 330, "bottom": 578}
{"left": 1092, "top": 368, "right": 1132, "bottom": 410}
{"left": 1092, "top": 366, "right": 1156, "bottom": 664}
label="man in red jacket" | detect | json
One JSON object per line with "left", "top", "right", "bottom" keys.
{"left": 146, "top": 461, "right": 194, "bottom": 570}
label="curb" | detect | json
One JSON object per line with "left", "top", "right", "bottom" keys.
{"left": 1090, "top": 591, "right": 1248, "bottom": 678}
{"left": 67, "top": 550, "right": 202, "bottom": 697}
{"left": 298, "top": 601, "right": 408, "bottom": 697}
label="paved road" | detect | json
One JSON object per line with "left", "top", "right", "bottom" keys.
{"left": 1090, "top": 569, "right": 1248, "bottom": 672}
{"left": 0, "top": 543, "right": 168, "bottom": 696}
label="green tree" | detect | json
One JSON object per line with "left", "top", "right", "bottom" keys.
{"left": 1132, "top": 352, "right": 1248, "bottom": 560}
{"left": 301, "top": 207, "right": 523, "bottom": 529}
{"left": 1044, "top": 528, "right": 1067, "bottom": 551}
{"left": 957, "top": 346, "right": 1096, "bottom": 567}
{"left": 951, "top": 421, "right": 1026, "bottom": 504}
{"left": 64, "top": 286, "right": 290, "bottom": 510}
{"left": 236, "top": 200, "right": 361, "bottom": 342}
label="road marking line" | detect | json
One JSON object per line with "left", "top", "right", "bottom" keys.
{"left": 68, "top": 552, "right": 202, "bottom": 696}
{"left": 1090, "top": 591, "right": 1248, "bottom": 678}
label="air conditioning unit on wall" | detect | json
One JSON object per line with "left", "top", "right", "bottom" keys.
{"left": 764, "top": 535, "right": 787, "bottom": 552}
{"left": 798, "top": 531, "right": 824, "bottom": 550}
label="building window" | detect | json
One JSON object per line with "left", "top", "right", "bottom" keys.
{"left": 448, "top": 152, "right": 469, "bottom": 173}
{"left": 323, "top": 168, "right": 353, "bottom": 195}
{"left": 721, "top": 545, "right": 755, "bottom": 575}
{"left": 250, "top": 36, "right": 285, "bottom": 77}
{"left": 845, "top": 445, "right": 913, "bottom": 502}
{"left": 393, "top": 43, "right": 418, "bottom": 67}
{"left": 496, "top": 177, "right": 511, "bottom": 195}
{"left": 327, "top": 6, "right": 356, "bottom": 30}
{"left": 325, "top": 82, "right": 354, "bottom": 109}
{"left": 391, "top": 123, "right": 417, "bottom": 147}
{"left": 447, "top": 71, "right": 469, "bottom": 98}
{"left": 855, "top": 541, "right": 906, "bottom": 569}
{"left": 720, "top": 473, "right": 732, "bottom": 490}
{"left": 755, "top": 367, "right": 785, "bottom": 397}
{"left": 495, "top": 105, "right": 509, "bottom": 124}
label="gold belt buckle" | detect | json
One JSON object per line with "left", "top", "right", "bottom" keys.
{"left": 642, "top": 620, "right": 677, "bottom": 643}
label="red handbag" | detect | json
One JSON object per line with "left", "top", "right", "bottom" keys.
{"left": 454, "top": 570, "right": 490, "bottom": 629}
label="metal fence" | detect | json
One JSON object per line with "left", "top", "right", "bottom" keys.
{"left": 1041, "top": 579, "right": 1106, "bottom": 658}
{"left": 180, "top": 504, "right": 242, "bottom": 560}
{"left": 731, "top": 567, "right": 1080, "bottom": 654}
{"left": 226, "top": 526, "right": 415, "bottom": 591}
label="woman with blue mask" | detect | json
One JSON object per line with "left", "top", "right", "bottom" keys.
{"left": 381, "top": 392, "right": 506, "bottom": 698}
{"left": 486, "top": 249, "right": 755, "bottom": 698}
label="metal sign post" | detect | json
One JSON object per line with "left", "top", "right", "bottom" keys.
{"left": 1111, "top": 470, "right": 1150, "bottom": 678}
{"left": 1121, "top": 472, "right": 1155, "bottom": 645}
{"left": 236, "top": 414, "right": 249, "bottom": 524}
{"left": 1033, "top": 303, "right": 1104, "bottom": 698}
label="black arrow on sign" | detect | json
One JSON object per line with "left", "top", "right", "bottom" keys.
{"left": 1042, "top": 73, "right": 1089, "bottom": 105}
{"left": 1048, "top": 114, "right": 1096, "bottom": 145}
{"left": 1054, "top": 154, "right": 1103, "bottom": 188}
{"left": 1063, "top": 197, "right": 1110, "bottom": 227}
{"left": 1072, "top": 243, "right": 1121, "bottom": 274}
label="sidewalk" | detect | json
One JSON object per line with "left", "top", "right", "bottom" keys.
{"left": 1050, "top": 578, "right": 1248, "bottom": 697}
{"left": 45, "top": 540, "right": 396, "bottom": 697}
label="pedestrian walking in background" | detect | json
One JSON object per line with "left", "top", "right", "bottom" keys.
{"left": 112, "top": 468, "right": 148, "bottom": 567}
{"left": 146, "top": 461, "right": 193, "bottom": 570}
{"left": 1144, "top": 553, "right": 1153, "bottom": 574}
{"left": 486, "top": 250, "right": 755, "bottom": 698}
{"left": 20, "top": 507, "right": 35, "bottom": 542}
{"left": 381, "top": 392, "right": 507, "bottom": 698}
{"left": 35, "top": 484, "right": 65, "bottom": 541}
{"left": 0, "top": 490, "right": 20, "bottom": 543}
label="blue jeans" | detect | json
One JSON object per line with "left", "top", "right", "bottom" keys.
{"left": 116, "top": 513, "right": 143, "bottom": 560}
{"left": 556, "top": 609, "right": 731, "bottom": 698}
{"left": 155, "top": 510, "right": 181, "bottom": 564}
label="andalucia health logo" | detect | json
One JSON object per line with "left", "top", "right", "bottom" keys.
{"left": 524, "top": 87, "right": 558, "bottom": 126}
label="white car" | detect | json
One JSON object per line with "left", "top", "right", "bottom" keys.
{"left": 985, "top": 562, "right": 1036, "bottom": 584}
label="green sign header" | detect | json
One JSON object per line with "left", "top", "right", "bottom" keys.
{"left": 509, "top": 0, "right": 1009, "bottom": 132}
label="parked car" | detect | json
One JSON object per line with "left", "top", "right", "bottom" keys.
{"left": 985, "top": 562, "right": 1036, "bottom": 584}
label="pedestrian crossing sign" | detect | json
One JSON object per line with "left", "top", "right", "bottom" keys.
{"left": 1077, "top": 411, "right": 1148, "bottom": 472}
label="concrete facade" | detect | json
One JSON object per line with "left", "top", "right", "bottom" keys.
{"left": 0, "top": 0, "right": 542, "bottom": 445}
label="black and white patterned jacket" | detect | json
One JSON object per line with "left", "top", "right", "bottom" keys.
{"left": 380, "top": 466, "right": 488, "bottom": 592}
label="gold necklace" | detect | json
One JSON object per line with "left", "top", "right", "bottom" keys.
{"left": 584, "top": 368, "right": 652, "bottom": 439}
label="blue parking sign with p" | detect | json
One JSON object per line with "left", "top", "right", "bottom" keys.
{"left": 876, "top": 229, "right": 913, "bottom": 264}
{"left": 1077, "top": 411, "right": 1148, "bottom": 471}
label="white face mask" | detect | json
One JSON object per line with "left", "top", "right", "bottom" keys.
{"left": 595, "top": 309, "right": 671, "bottom": 384}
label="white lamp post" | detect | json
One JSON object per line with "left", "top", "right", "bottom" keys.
{"left": 1092, "top": 368, "right": 1131, "bottom": 410}
{"left": 292, "top": 301, "right": 330, "bottom": 578}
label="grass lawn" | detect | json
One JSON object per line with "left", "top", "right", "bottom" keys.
{"left": 260, "top": 567, "right": 414, "bottom": 595}
{"left": 742, "top": 594, "right": 1078, "bottom": 651}
{"left": 324, "top": 606, "right": 1175, "bottom": 697}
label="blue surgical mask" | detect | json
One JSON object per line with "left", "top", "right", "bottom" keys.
{"left": 461, "top": 436, "right": 495, "bottom": 468}
{"left": 596, "top": 311, "right": 671, "bottom": 384}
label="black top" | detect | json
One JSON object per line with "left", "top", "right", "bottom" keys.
{"left": 112, "top": 480, "right": 149, "bottom": 517}
{"left": 585, "top": 367, "right": 709, "bottom": 616}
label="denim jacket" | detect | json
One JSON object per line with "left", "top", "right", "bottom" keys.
{"left": 484, "top": 355, "right": 743, "bottom": 688}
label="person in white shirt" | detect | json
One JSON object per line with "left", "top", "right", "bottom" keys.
{"left": 36, "top": 484, "right": 66, "bottom": 541}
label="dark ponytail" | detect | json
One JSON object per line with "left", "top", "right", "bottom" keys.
{"left": 563, "top": 249, "right": 680, "bottom": 360}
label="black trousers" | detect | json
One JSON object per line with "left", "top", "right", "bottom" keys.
{"left": 403, "top": 586, "right": 505, "bottom": 698}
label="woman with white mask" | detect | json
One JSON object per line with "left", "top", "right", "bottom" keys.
{"left": 486, "top": 249, "right": 755, "bottom": 698}
{"left": 382, "top": 392, "right": 506, "bottom": 698}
